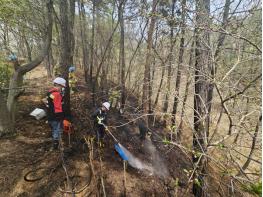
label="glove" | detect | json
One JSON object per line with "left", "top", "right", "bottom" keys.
{"left": 42, "top": 98, "right": 48, "bottom": 107}
{"left": 97, "top": 117, "right": 104, "bottom": 125}
{"left": 146, "top": 132, "right": 152, "bottom": 139}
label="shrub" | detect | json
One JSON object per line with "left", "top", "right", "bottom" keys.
{"left": 242, "top": 181, "right": 262, "bottom": 197}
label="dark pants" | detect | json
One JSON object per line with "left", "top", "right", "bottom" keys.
{"left": 95, "top": 126, "right": 105, "bottom": 141}
{"left": 138, "top": 121, "right": 147, "bottom": 141}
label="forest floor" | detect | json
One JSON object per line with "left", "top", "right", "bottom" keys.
{"left": 0, "top": 66, "right": 194, "bottom": 197}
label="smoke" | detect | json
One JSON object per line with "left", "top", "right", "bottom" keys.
{"left": 119, "top": 144, "right": 154, "bottom": 173}
{"left": 143, "top": 139, "right": 170, "bottom": 178}
{"left": 119, "top": 140, "right": 169, "bottom": 178}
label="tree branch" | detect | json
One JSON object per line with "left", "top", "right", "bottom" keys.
{"left": 19, "top": 0, "right": 53, "bottom": 75}
{"left": 222, "top": 74, "right": 262, "bottom": 103}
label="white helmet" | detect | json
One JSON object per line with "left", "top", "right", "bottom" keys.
{"left": 53, "top": 77, "right": 66, "bottom": 87}
{"left": 102, "top": 102, "right": 110, "bottom": 110}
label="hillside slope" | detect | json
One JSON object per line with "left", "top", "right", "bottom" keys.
{"left": 0, "top": 66, "right": 193, "bottom": 197}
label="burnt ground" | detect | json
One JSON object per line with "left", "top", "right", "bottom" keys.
{"left": 0, "top": 67, "right": 194, "bottom": 197}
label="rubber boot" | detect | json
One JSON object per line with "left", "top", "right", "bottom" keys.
{"left": 98, "top": 139, "right": 105, "bottom": 148}
{"left": 53, "top": 140, "right": 59, "bottom": 150}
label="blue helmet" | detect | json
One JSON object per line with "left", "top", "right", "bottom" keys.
{"left": 69, "top": 66, "right": 75, "bottom": 72}
{"left": 8, "top": 53, "right": 17, "bottom": 61}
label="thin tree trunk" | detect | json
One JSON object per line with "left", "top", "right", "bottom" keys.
{"left": 78, "top": 0, "right": 89, "bottom": 83}
{"left": 90, "top": 0, "right": 96, "bottom": 105}
{"left": 59, "top": 0, "right": 75, "bottom": 117}
{"left": 6, "top": 63, "right": 23, "bottom": 123}
{"left": 124, "top": 20, "right": 149, "bottom": 83}
{"left": 92, "top": 19, "right": 120, "bottom": 105}
{"left": 54, "top": 15, "right": 61, "bottom": 67}
{"left": 142, "top": 0, "right": 158, "bottom": 125}
{"left": 45, "top": 48, "right": 53, "bottom": 78}
{"left": 163, "top": 0, "right": 176, "bottom": 113}
{"left": 109, "top": 4, "right": 115, "bottom": 83}
{"left": 50, "top": 48, "right": 55, "bottom": 76}
{"left": 104, "top": 2, "right": 116, "bottom": 92}
{"left": 154, "top": 64, "right": 165, "bottom": 109}
{"left": 171, "top": 0, "right": 186, "bottom": 127}
{"left": 205, "top": 0, "right": 231, "bottom": 134}
{"left": 22, "top": 32, "right": 32, "bottom": 62}
{"left": 149, "top": 23, "right": 159, "bottom": 114}
{"left": 237, "top": 114, "right": 261, "bottom": 175}
{"left": 178, "top": 40, "right": 194, "bottom": 139}
{"left": 90, "top": 0, "right": 96, "bottom": 83}
{"left": 118, "top": 0, "right": 126, "bottom": 112}
{"left": 192, "top": 0, "right": 211, "bottom": 196}
{"left": 0, "top": 92, "right": 13, "bottom": 136}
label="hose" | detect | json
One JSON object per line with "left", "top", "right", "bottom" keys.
{"left": 24, "top": 162, "right": 61, "bottom": 182}
{"left": 58, "top": 171, "right": 92, "bottom": 194}
{"left": 24, "top": 167, "right": 50, "bottom": 182}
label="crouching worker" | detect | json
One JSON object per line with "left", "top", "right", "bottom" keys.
{"left": 46, "top": 77, "right": 66, "bottom": 150}
{"left": 91, "top": 102, "right": 110, "bottom": 147}
{"left": 138, "top": 119, "right": 151, "bottom": 141}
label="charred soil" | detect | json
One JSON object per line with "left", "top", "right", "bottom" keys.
{"left": 0, "top": 67, "right": 194, "bottom": 197}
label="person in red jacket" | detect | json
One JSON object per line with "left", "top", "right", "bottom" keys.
{"left": 46, "top": 77, "right": 66, "bottom": 150}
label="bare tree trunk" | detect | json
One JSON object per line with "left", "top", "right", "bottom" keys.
{"left": 154, "top": 64, "right": 165, "bottom": 109}
{"left": 108, "top": 6, "right": 116, "bottom": 86}
{"left": 205, "top": 0, "right": 231, "bottom": 133}
{"left": 45, "top": 48, "right": 54, "bottom": 78}
{"left": 90, "top": 0, "right": 96, "bottom": 83}
{"left": 49, "top": 48, "right": 55, "bottom": 76}
{"left": 142, "top": 0, "right": 158, "bottom": 124}
{"left": 149, "top": 57, "right": 155, "bottom": 114}
{"left": 7, "top": 63, "right": 23, "bottom": 123}
{"left": 109, "top": 4, "right": 115, "bottom": 83}
{"left": 237, "top": 114, "right": 261, "bottom": 175}
{"left": 78, "top": 0, "right": 89, "bottom": 83}
{"left": 178, "top": 40, "right": 194, "bottom": 139}
{"left": 53, "top": 16, "right": 61, "bottom": 67}
{"left": 171, "top": 0, "right": 186, "bottom": 127}
{"left": 59, "top": 0, "right": 75, "bottom": 117}
{"left": 22, "top": 32, "right": 32, "bottom": 62}
{"left": 118, "top": 0, "right": 126, "bottom": 112}
{"left": 90, "top": 0, "right": 96, "bottom": 105}
{"left": 163, "top": 0, "right": 176, "bottom": 113}
{"left": 0, "top": 92, "right": 13, "bottom": 136}
{"left": 192, "top": 0, "right": 211, "bottom": 196}
{"left": 149, "top": 22, "right": 159, "bottom": 114}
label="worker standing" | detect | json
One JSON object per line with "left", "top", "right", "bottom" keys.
{"left": 53, "top": 64, "right": 61, "bottom": 77}
{"left": 68, "top": 65, "right": 77, "bottom": 94}
{"left": 45, "top": 77, "right": 66, "bottom": 150}
{"left": 91, "top": 102, "right": 111, "bottom": 147}
{"left": 138, "top": 119, "right": 152, "bottom": 148}
{"left": 109, "top": 87, "right": 121, "bottom": 109}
